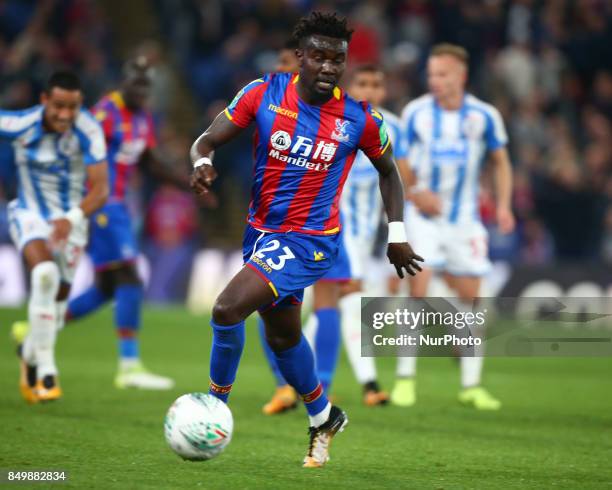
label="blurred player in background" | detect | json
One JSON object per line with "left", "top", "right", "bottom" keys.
{"left": 190, "top": 12, "right": 422, "bottom": 467}
{"left": 64, "top": 57, "right": 190, "bottom": 390}
{"left": 2, "top": 71, "right": 109, "bottom": 403}
{"left": 338, "top": 65, "right": 405, "bottom": 406}
{"left": 392, "top": 44, "right": 515, "bottom": 410}
{"left": 276, "top": 38, "right": 300, "bottom": 73}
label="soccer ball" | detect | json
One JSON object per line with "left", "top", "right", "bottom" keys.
{"left": 164, "top": 393, "right": 233, "bottom": 461}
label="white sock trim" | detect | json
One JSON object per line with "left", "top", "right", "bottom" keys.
{"left": 119, "top": 358, "right": 141, "bottom": 370}
{"left": 29, "top": 261, "right": 60, "bottom": 378}
{"left": 309, "top": 402, "right": 331, "bottom": 428}
{"left": 340, "top": 292, "right": 377, "bottom": 384}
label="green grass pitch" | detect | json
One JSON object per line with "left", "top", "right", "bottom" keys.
{"left": 0, "top": 306, "right": 611, "bottom": 489}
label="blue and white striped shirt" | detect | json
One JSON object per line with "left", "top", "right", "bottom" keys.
{"left": 0, "top": 106, "right": 106, "bottom": 220}
{"left": 400, "top": 93, "right": 508, "bottom": 224}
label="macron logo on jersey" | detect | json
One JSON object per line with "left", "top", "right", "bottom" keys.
{"left": 268, "top": 104, "right": 298, "bottom": 120}
{"left": 269, "top": 131, "right": 338, "bottom": 172}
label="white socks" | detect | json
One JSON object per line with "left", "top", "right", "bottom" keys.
{"left": 28, "top": 261, "right": 60, "bottom": 379}
{"left": 460, "top": 355, "right": 484, "bottom": 388}
{"left": 395, "top": 298, "right": 421, "bottom": 378}
{"left": 119, "top": 358, "right": 141, "bottom": 370}
{"left": 396, "top": 356, "right": 417, "bottom": 378}
{"left": 303, "top": 312, "right": 318, "bottom": 349}
{"left": 395, "top": 299, "right": 484, "bottom": 387}
{"left": 56, "top": 300, "right": 68, "bottom": 331}
{"left": 340, "top": 292, "right": 376, "bottom": 384}
{"left": 309, "top": 401, "right": 331, "bottom": 427}
{"left": 455, "top": 300, "right": 484, "bottom": 388}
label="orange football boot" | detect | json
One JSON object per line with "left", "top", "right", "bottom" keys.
{"left": 363, "top": 389, "right": 389, "bottom": 407}
{"left": 35, "top": 375, "right": 62, "bottom": 402}
{"left": 262, "top": 385, "right": 298, "bottom": 415}
{"left": 19, "top": 357, "right": 39, "bottom": 404}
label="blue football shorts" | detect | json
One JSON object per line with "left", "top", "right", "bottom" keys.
{"left": 242, "top": 224, "right": 341, "bottom": 311}
{"left": 88, "top": 201, "right": 138, "bottom": 269}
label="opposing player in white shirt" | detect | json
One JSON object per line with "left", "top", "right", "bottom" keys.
{"left": 392, "top": 44, "right": 515, "bottom": 410}
{"left": 338, "top": 65, "right": 407, "bottom": 406}
{"left": 1, "top": 72, "right": 109, "bottom": 403}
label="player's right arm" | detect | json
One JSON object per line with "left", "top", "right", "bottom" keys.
{"left": 189, "top": 113, "right": 241, "bottom": 195}
{"left": 398, "top": 157, "right": 441, "bottom": 216}
{"left": 0, "top": 107, "right": 40, "bottom": 140}
{"left": 51, "top": 160, "right": 109, "bottom": 246}
{"left": 190, "top": 77, "right": 269, "bottom": 196}
{"left": 398, "top": 101, "right": 442, "bottom": 216}
{"left": 80, "top": 161, "right": 109, "bottom": 215}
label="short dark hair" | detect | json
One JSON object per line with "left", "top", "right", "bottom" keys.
{"left": 292, "top": 11, "right": 354, "bottom": 47}
{"left": 353, "top": 64, "right": 384, "bottom": 76}
{"left": 45, "top": 71, "right": 81, "bottom": 93}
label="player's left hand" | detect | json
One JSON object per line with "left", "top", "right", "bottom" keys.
{"left": 496, "top": 206, "right": 516, "bottom": 234}
{"left": 50, "top": 218, "right": 72, "bottom": 250}
{"left": 190, "top": 165, "right": 218, "bottom": 196}
{"left": 387, "top": 242, "right": 424, "bottom": 278}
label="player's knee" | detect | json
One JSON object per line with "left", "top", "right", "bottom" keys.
{"left": 265, "top": 324, "right": 301, "bottom": 352}
{"left": 409, "top": 280, "right": 428, "bottom": 298}
{"left": 340, "top": 280, "right": 361, "bottom": 296}
{"left": 95, "top": 270, "right": 116, "bottom": 297}
{"left": 265, "top": 334, "right": 284, "bottom": 352}
{"left": 115, "top": 264, "right": 141, "bottom": 287}
{"left": 30, "top": 261, "right": 60, "bottom": 302}
{"left": 212, "top": 299, "right": 244, "bottom": 326}
{"left": 56, "top": 282, "right": 71, "bottom": 301}
{"left": 267, "top": 332, "right": 299, "bottom": 352}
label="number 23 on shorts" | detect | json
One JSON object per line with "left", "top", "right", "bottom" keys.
{"left": 254, "top": 239, "right": 296, "bottom": 270}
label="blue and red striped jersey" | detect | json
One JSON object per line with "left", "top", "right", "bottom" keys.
{"left": 225, "top": 72, "right": 390, "bottom": 235}
{"left": 92, "top": 91, "right": 157, "bottom": 201}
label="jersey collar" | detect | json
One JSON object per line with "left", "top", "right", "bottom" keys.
{"left": 109, "top": 91, "right": 126, "bottom": 109}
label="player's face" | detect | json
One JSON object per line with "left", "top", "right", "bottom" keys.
{"left": 427, "top": 55, "right": 467, "bottom": 101}
{"left": 348, "top": 71, "right": 386, "bottom": 107}
{"left": 276, "top": 49, "right": 299, "bottom": 73}
{"left": 297, "top": 35, "right": 348, "bottom": 98}
{"left": 41, "top": 87, "right": 83, "bottom": 133}
{"left": 123, "top": 72, "right": 152, "bottom": 111}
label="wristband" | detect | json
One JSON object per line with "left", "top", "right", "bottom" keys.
{"left": 193, "top": 157, "right": 213, "bottom": 168}
{"left": 65, "top": 207, "right": 85, "bottom": 228}
{"left": 387, "top": 221, "right": 407, "bottom": 243}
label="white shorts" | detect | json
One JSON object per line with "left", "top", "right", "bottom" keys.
{"left": 343, "top": 228, "right": 376, "bottom": 280}
{"left": 8, "top": 203, "right": 88, "bottom": 284}
{"left": 405, "top": 205, "right": 491, "bottom": 276}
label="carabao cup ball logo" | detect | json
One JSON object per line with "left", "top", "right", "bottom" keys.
{"left": 271, "top": 130, "right": 292, "bottom": 151}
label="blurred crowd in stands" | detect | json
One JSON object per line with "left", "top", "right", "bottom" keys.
{"left": 1, "top": 0, "right": 611, "bottom": 300}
